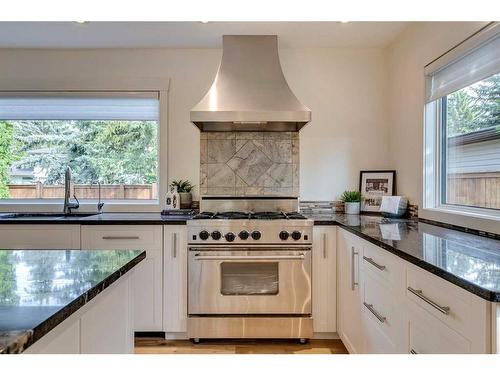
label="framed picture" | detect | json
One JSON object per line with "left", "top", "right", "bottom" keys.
{"left": 359, "top": 170, "right": 396, "bottom": 212}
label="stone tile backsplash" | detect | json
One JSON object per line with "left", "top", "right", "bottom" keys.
{"left": 200, "top": 132, "right": 299, "bottom": 196}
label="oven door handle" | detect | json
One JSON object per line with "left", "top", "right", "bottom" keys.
{"left": 193, "top": 254, "right": 306, "bottom": 261}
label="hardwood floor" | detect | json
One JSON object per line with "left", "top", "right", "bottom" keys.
{"left": 135, "top": 338, "right": 348, "bottom": 354}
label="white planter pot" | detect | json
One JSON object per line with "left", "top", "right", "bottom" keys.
{"left": 179, "top": 192, "right": 192, "bottom": 209}
{"left": 344, "top": 202, "right": 360, "bottom": 215}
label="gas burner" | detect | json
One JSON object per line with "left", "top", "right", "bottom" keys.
{"left": 192, "top": 212, "right": 215, "bottom": 219}
{"left": 250, "top": 211, "right": 287, "bottom": 220}
{"left": 214, "top": 211, "right": 250, "bottom": 220}
{"left": 285, "top": 212, "right": 308, "bottom": 220}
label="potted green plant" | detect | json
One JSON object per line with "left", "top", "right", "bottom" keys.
{"left": 340, "top": 190, "right": 361, "bottom": 215}
{"left": 170, "top": 180, "right": 194, "bottom": 209}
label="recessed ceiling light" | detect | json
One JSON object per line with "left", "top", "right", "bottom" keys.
{"left": 339, "top": 20, "right": 349, "bottom": 23}
{"left": 75, "top": 21, "right": 88, "bottom": 24}
{"left": 200, "top": 21, "right": 210, "bottom": 24}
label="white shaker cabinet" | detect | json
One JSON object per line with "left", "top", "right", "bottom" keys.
{"left": 312, "top": 226, "right": 337, "bottom": 335}
{"left": 337, "top": 228, "right": 363, "bottom": 353}
{"left": 0, "top": 224, "right": 80, "bottom": 249}
{"left": 81, "top": 225, "right": 163, "bottom": 332}
{"left": 163, "top": 225, "right": 188, "bottom": 337}
{"left": 336, "top": 226, "right": 493, "bottom": 354}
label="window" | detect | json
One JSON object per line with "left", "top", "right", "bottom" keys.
{"left": 0, "top": 93, "right": 159, "bottom": 201}
{"left": 424, "top": 24, "right": 500, "bottom": 217}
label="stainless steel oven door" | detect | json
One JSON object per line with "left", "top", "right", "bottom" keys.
{"left": 188, "top": 247, "right": 312, "bottom": 315}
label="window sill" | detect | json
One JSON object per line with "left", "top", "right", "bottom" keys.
{"left": 0, "top": 200, "right": 161, "bottom": 213}
{"left": 420, "top": 206, "right": 500, "bottom": 235}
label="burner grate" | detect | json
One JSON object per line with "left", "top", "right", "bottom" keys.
{"left": 192, "top": 210, "right": 308, "bottom": 220}
{"left": 285, "top": 212, "right": 308, "bottom": 220}
{"left": 192, "top": 211, "right": 215, "bottom": 219}
{"left": 213, "top": 211, "right": 250, "bottom": 220}
{"left": 251, "top": 211, "right": 287, "bottom": 220}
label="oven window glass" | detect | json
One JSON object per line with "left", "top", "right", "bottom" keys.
{"left": 220, "top": 262, "right": 279, "bottom": 295}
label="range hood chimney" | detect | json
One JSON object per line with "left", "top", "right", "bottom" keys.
{"left": 190, "top": 35, "right": 311, "bottom": 132}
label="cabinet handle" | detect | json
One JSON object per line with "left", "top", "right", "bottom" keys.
{"left": 172, "top": 232, "right": 177, "bottom": 258}
{"left": 363, "top": 256, "right": 386, "bottom": 271}
{"left": 351, "top": 246, "right": 358, "bottom": 291}
{"left": 410, "top": 349, "right": 418, "bottom": 354}
{"left": 102, "top": 236, "right": 140, "bottom": 240}
{"left": 407, "top": 286, "right": 450, "bottom": 315}
{"left": 363, "top": 302, "right": 386, "bottom": 323}
{"left": 323, "top": 233, "right": 327, "bottom": 259}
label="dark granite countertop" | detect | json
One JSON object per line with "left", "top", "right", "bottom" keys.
{"left": 1, "top": 211, "right": 499, "bottom": 302}
{"left": 0, "top": 212, "right": 192, "bottom": 225}
{"left": 0, "top": 249, "right": 145, "bottom": 354}
{"left": 309, "top": 213, "right": 500, "bottom": 302}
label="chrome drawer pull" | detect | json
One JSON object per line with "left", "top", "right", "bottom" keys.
{"left": 351, "top": 246, "right": 359, "bottom": 291}
{"left": 194, "top": 254, "right": 305, "bottom": 261}
{"left": 410, "top": 349, "right": 418, "bottom": 354}
{"left": 363, "top": 256, "right": 386, "bottom": 271}
{"left": 363, "top": 302, "right": 386, "bottom": 323}
{"left": 323, "top": 233, "right": 327, "bottom": 259}
{"left": 102, "top": 236, "right": 140, "bottom": 240}
{"left": 407, "top": 286, "right": 450, "bottom": 315}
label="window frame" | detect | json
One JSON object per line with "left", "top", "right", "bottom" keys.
{"left": 423, "top": 86, "right": 500, "bottom": 234}
{"left": 0, "top": 76, "right": 170, "bottom": 213}
{"left": 422, "top": 23, "right": 500, "bottom": 234}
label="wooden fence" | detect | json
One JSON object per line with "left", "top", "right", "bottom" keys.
{"left": 7, "top": 182, "right": 158, "bottom": 200}
{"left": 447, "top": 172, "right": 500, "bottom": 209}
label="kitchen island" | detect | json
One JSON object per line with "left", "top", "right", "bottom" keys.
{"left": 0, "top": 249, "right": 145, "bottom": 354}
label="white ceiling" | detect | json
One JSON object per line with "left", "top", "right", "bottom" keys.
{"left": 0, "top": 22, "right": 408, "bottom": 49}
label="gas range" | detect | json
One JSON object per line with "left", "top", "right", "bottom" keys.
{"left": 187, "top": 197, "right": 313, "bottom": 341}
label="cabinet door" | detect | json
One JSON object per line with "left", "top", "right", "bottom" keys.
{"left": 0, "top": 224, "right": 80, "bottom": 249}
{"left": 312, "top": 226, "right": 337, "bottom": 333}
{"left": 407, "top": 302, "right": 471, "bottom": 354}
{"left": 361, "top": 271, "right": 404, "bottom": 353}
{"left": 164, "top": 225, "right": 188, "bottom": 333}
{"left": 337, "top": 228, "right": 363, "bottom": 353}
{"left": 81, "top": 225, "right": 163, "bottom": 331}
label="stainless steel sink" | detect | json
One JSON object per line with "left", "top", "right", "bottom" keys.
{"left": 0, "top": 213, "right": 100, "bottom": 219}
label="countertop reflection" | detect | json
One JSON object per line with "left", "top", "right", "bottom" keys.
{"left": 0, "top": 249, "right": 145, "bottom": 353}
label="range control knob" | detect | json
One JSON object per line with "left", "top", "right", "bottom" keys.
{"left": 225, "top": 232, "right": 236, "bottom": 242}
{"left": 279, "top": 230, "right": 289, "bottom": 240}
{"left": 291, "top": 231, "right": 302, "bottom": 240}
{"left": 251, "top": 230, "right": 262, "bottom": 240}
{"left": 211, "top": 231, "right": 222, "bottom": 240}
{"left": 239, "top": 230, "right": 249, "bottom": 240}
{"left": 199, "top": 230, "right": 210, "bottom": 240}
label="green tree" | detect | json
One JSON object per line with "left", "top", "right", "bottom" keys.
{"left": 472, "top": 73, "right": 500, "bottom": 129}
{"left": 0, "top": 121, "right": 15, "bottom": 198}
{"left": 447, "top": 73, "right": 500, "bottom": 137}
{"left": 10, "top": 120, "right": 157, "bottom": 185}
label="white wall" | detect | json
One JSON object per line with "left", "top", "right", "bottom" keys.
{"left": 0, "top": 47, "right": 390, "bottom": 202}
{"left": 386, "top": 22, "right": 489, "bottom": 206}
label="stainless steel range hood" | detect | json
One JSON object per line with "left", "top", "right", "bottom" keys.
{"left": 190, "top": 35, "right": 311, "bottom": 132}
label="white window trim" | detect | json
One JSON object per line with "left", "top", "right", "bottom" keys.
{"left": 0, "top": 75, "right": 170, "bottom": 213}
{"left": 422, "top": 73, "right": 500, "bottom": 235}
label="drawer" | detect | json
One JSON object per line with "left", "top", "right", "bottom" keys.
{"left": 0, "top": 224, "right": 80, "bottom": 249}
{"left": 361, "top": 241, "right": 404, "bottom": 290}
{"left": 406, "top": 264, "right": 489, "bottom": 342}
{"left": 408, "top": 302, "right": 470, "bottom": 354}
{"left": 81, "top": 225, "right": 162, "bottom": 250}
{"left": 361, "top": 271, "right": 404, "bottom": 351}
